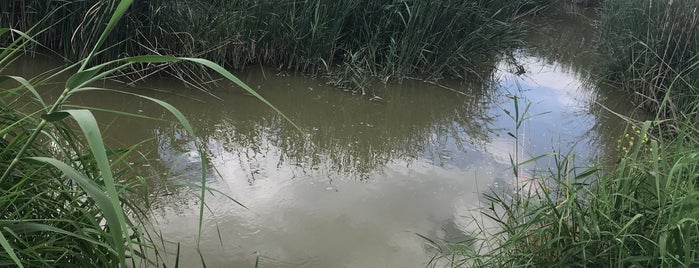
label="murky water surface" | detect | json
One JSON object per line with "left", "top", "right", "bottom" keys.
{"left": 6, "top": 7, "right": 637, "bottom": 268}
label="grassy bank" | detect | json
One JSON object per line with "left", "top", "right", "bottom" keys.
{"left": 2, "top": 0, "right": 550, "bottom": 93}
{"left": 430, "top": 1, "right": 699, "bottom": 266}
{"left": 431, "top": 119, "right": 699, "bottom": 267}
{"left": 600, "top": 0, "right": 699, "bottom": 119}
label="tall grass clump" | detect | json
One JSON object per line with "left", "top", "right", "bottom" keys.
{"left": 143, "top": 0, "right": 544, "bottom": 86}
{"left": 2, "top": 0, "right": 298, "bottom": 266}
{"left": 0, "top": 0, "right": 144, "bottom": 61}
{"left": 4, "top": 0, "right": 553, "bottom": 93}
{"left": 557, "top": 0, "right": 601, "bottom": 7}
{"left": 599, "top": 0, "right": 699, "bottom": 119}
{"left": 428, "top": 97, "right": 699, "bottom": 267}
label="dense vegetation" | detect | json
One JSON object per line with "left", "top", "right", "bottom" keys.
{"left": 432, "top": 118, "right": 699, "bottom": 267}
{"left": 600, "top": 0, "right": 699, "bottom": 120}
{"left": 2, "top": 0, "right": 548, "bottom": 94}
{"left": 431, "top": 0, "right": 699, "bottom": 267}
{"left": 0, "top": 1, "right": 297, "bottom": 266}
{"left": 2, "top": 0, "right": 698, "bottom": 267}
{"left": 1, "top": 10, "right": 162, "bottom": 264}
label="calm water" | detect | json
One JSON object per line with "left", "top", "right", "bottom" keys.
{"left": 6, "top": 7, "right": 635, "bottom": 268}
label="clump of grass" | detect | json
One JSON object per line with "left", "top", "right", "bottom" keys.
{"left": 429, "top": 100, "right": 699, "bottom": 267}
{"left": 1, "top": 0, "right": 299, "bottom": 266}
{"left": 4, "top": 0, "right": 553, "bottom": 93}
{"left": 143, "top": 0, "right": 541, "bottom": 86}
{"left": 599, "top": 0, "right": 699, "bottom": 120}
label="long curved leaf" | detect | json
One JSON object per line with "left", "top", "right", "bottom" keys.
{"left": 0, "top": 229, "right": 23, "bottom": 268}
{"left": 182, "top": 57, "right": 305, "bottom": 134}
{"left": 38, "top": 108, "right": 132, "bottom": 265}
{"left": 69, "top": 87, "right": 208, "bottom": 243}
{"left": 26, "top": 157, "right": 125, "bottom": 265}
{"left": 1, "top": 75, "right": 47, "bottom": 110}
{"left": 80, "top": 0, "right": 134, "bottom": 71}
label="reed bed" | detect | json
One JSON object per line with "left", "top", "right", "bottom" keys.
{"left": 144, "top": 0, "right": 528, "bottom": 76}
{"left": 3, "top": 0, "right": 551, "bottom": 93}
{"left": 600, "top": 0, "right": 699, "bottom": 120}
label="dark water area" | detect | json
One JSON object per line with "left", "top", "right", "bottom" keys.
{"left": 3, "top": 6, "right": 640, "bottom": 267}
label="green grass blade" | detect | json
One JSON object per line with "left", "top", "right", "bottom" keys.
{"left": 0, "top": 28, "right": 40, "bottom": 68}
{"left": 51, "top": 109, "right": 130, "bottom": 265}
{"left": 182, "top": 57, "right": 306, "bottom": 135}
{"left": 172, "top": 183, "right": 248, "bottom": 209}
{"left": 67, "top": 87, "right": 207, "bottom": 246}
{"left": 72, "top": 88, "right": 196, "bottom": 138}
{"left": 0, "top": 229, "right": 24, "bottom": 268}
{"left": 2, "top": 75, "right": 47, "bottom": 110}
{"left": 80, "top": 0, "right": 134, "bottom": 71}
{"left": 27, "top": 156, "right": 125, "bottom": 266}
{"left": 7, "top": 223, "right": 114, "bottom": 253}
{"left": 71, "top": 55, "right": 305, "bottom": 136}
{"left": 62, "top": 104, "right": 169, "bottom": 122}
{"left": 66, "top": 68, "right": 103, "bottom": 91}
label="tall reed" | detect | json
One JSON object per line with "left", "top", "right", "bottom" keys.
{"left": 4, "top": 0, "right": 552, "bottom": 94}
{"left": 599, "top": 0, "right": 699, "bottom": 120}
{"left": 142, "top": 0, "right": 537, "bottom": 81}
{"left": 428, "top": 98, "right": 699, "bottom": 267}
{"left": 1, "top": 0, "right": 298, "bottom": 266}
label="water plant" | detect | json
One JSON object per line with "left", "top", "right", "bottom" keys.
{"left": 427, "top": 87, "right": 699, "bottom": 268}
{"left": 599, "top": 0, "right": 699, "bottom": 120}
{"left": 1, "top": 0, "right": 300, "bottom": 266}
{"left": 3, "top": 0, "right": 553, "bottom": 94}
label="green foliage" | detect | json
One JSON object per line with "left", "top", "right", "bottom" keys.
{"left": 3, "top": 0, "right": 551, "bottom": 94}
{"left": 142, "top": 0, "right": 537, "bottom": 83}
{"left": 430, "top": 106, "right": 699, "bottom": 267}
{"left": 0, "top": 0, "right": 142, "bottom": 61}
{"left": 600, "top": 0, "right": 699, "bottom": 119}
{"left": 1, "top": 0, "right": 297, "bottom": 266}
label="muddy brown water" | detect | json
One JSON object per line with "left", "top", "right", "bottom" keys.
{"left": 4, "top": 7, "right": 638, "bottom": 268}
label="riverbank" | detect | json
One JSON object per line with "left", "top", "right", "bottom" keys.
{"left": 2, "top": 0, "right": 549, "bottom": 94}
{"left": 433, "top": 1, "right": 699, "bottom": 266}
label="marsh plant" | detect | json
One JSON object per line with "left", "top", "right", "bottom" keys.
{"left": 428, "top": 98, "right": 699, "bottom": 267}
{"left": 421, "top": 2, "right": 699, "bottom": 265}
{"left": 1, "top": 0, "right": 299, "bottom": 266}
{"left": 2, "top": 0, "right": 552, "bottom": 94}
{"left": 600, "top": 0, "right": 699, "bottom": 120}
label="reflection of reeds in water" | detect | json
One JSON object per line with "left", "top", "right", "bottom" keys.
{"left": 145, "top": 76, "right": 499, "bottom": 182}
